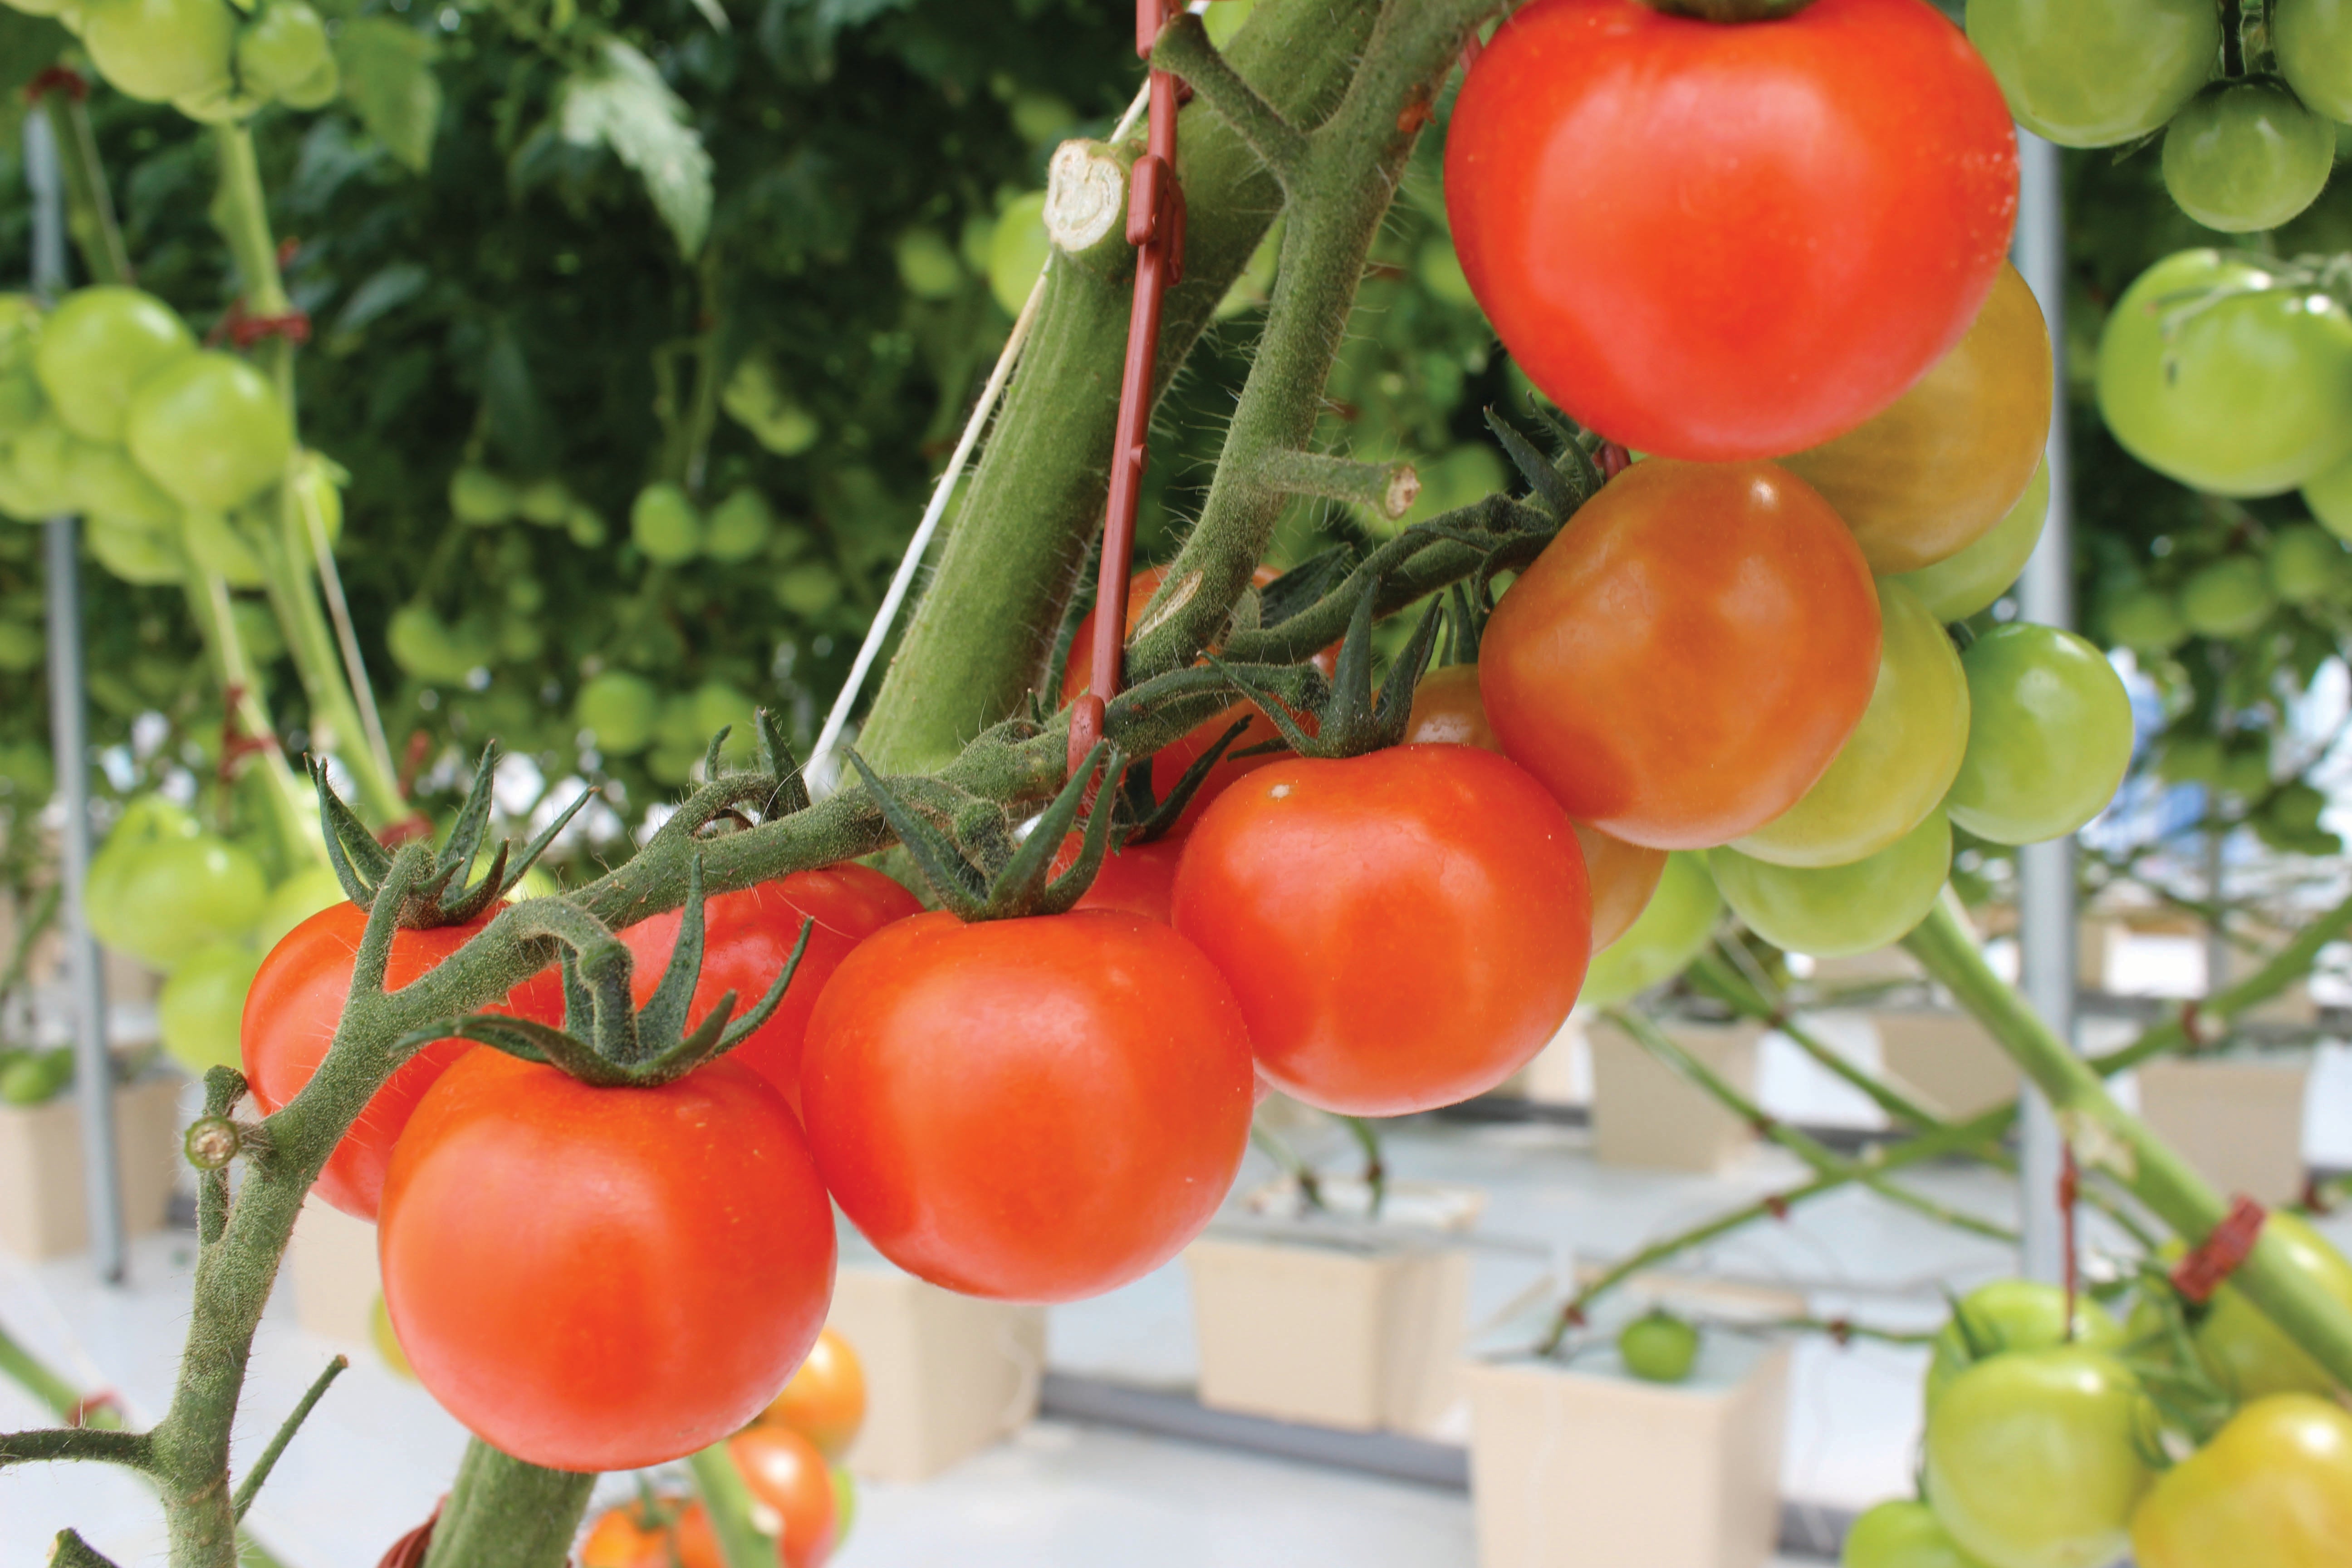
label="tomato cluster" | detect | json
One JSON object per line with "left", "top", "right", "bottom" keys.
{"left": 2, "top": 0, "right": 338, "bottom": 120}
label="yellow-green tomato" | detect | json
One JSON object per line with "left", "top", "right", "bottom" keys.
{"left": 1711, "top": 809, "right": 1950, "bottom": 959}
{"left": 2162, "top": 82, "right": 2336, "bottom": 235}
{"left": 82, "top": 0, "right": 236, "bottom": 103}
{"left": 32, "top": 287, "right": 196, "bottom": 442}
{"left": 235, "top": 0, "right": 331, "bottom": 100}
{"left": 1887, "top": 456, "right": 2049, "bottom": 624}
{"left": 448, "top": 466, "right": 518, "bottom": 526}
{"left": 1843, "top": 1499, "right": 1992, "bottom": 1568}
{"left": 2176, "top": 557, "right": 2276, "bottom": 639}
{"left": 2269, "top": 523, "right": 2349, "bottom": 603}
{"left": 1617, "top": 1310, "right": 1699, "bottom": 1384}
{"left": 1965, "top": 0, "right": 2219, "bottom": 148}
{"left": 1945, "top": 625, "right": 2133, "bottom": 847}
{"left": 1925, "top": 1279, "right": 2127, "bottom": 1411}
{"left": 88, "top": 831, "right": 267, "bottom": 972}
{"left": 630, "top": 481, "right": 702, "bottom": 564}
{"left": 158, "top": 941, "right": 261, "bottom": 1074}
{"left": 575, "top": 670, "right": 661, "bottom": 755}
{"left": 2304, "top": 451, "right": 2352, "bottom": 543}
{"left": 703, "top": 487, "right": 776, "bottom": 564}
{"left": 255, "top": 865, "right": 348, "bottom": 953}
{"left": 180, "top": 510, "right": 267, "bottom": 588}
{"left": 1924, "top": 1348, "right": 2155, "bottom": 1568}
{"left": 85, "top": 514, "right": 185, "bottom": 584}
{"left": 2104, "top": 585, "right": 2189, "bottom": 656}
{"left": 2193, "top": 1211, "right": 2352, "bottom": 1401}
{"left": 1579, "top": 850, "right": 1719, "bottom": 1006}
{"left": 1735, "top": 579, "right": 1967, "bottom": 868}
{"left": 2130, "top": 1393, "right": 2352, "bottom": 1568}
{"left": 2278, "top": 0, "right": 2352, "bottom": 126}
{"left": 125, "top": 351, "right": 293, "bottom": 511}
{"left": 63, "top": 438, "right": 178, "bottom": 529}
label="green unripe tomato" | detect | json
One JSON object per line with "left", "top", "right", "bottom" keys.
{"left": 1617, "top": 1310, "right": 1700, "bottom": 1384}
{"left": 1924, "top": 1280, "right": 2127, "bottom": 1411}
{"left": 704, "top": 487, "right": 776, "bottom": 564}
{"left": 64, "top": 438, "right": 178, "bottom": 529}
{"left": 88, "top": 832, "right": 266, "bottom": 971}
{"left": 1712, "top": 809, "right": 1950, "bottom": 959}
{"left": 563, "top": 503, "right": 607, "bottom": 547}
{"left": 774, "top": 560, "right": 841, "bottom": 617}
{"left": 2156, "top": 733, "right": 2222, "bottom": 786}
{"left": 86, "top": 514, "right": 186, "bottom": 583}
{"left": 1580, "top": 850, "right": 1720, "bottom": 1005}
{"left": 235, "top": 0, "right": 330, "bottom": 100}
{"left": 575, "top": 670, "right": 660, "bottom": 754}
{"left": 1964, "top": 0, "right": 2219, "bottom": 149}
{"left": 895, "top": 228, "right": 963, "bottom": 300}
{"left": 2192, "top": 1210, "right": 2352, "bottom": 1401}
{"left": 0, "top": 368, "right": 46, "bottom": 437}
{"left": 0, "top": 621, "right": 43, "bottom": 673}
{"left": 0, "top": 417, "right": 73, "bottom": 520}
{"left": 2278, "top": 0, "right": 2352, "bottom": 124}
{"left": 0, "top": 1049, "right": 74, "bottom": 1107}
{"left": 276, "top": 52, "right": 338, "bottom": 110}
{"left": 181, "top": 510, "right": 267, "bottom": 588}
{"left": 691, "top": 681, "right": 759, "bottom": 759}
{"left": 2176, "top": 556, "right": 2276, "bottom": 639}
{"left": 2102, "top": 586, "right": 2188, "bottom": 656}
{"left": 125, "top": 351, "right": 293, "bottom": 512}
{"left": 1923, "top": 1348, "right": 2154, "bottom": 1568}
{"left": 33, "top": 287, "right": 196, "bottom": 442}
{"left": 1887, "top": 456, "right": 2049, "bottom": 624}
{"left": 2304, "top": 450, "right": 2352, "bottom": 542}
{"left": 630, "top": 481, "right": 702, "bottom": 564}
{"left": 83, "top": 0, "right": 235, "bottom": 103}
{"left": 387, "top": 603, "right": 490, "bottom": 686}
{"left": 720, "top": 356, "right": 821, "bottom": 457}
{"left": 1945, "top": 624, "right": 2134, "bottom": 847}
{"left": 515, "top": 476, "right": 571, "bottom": 526}
{"left": 448, "top": 466, "right": 519, "bottom": 526}
{"left": 1735, "top": 580, "right": 1967, "bottom": 868}
{"left": 2162, "top": 83, "right": 2335, "bottom": 235}
{"left": 1840, "top": 1499, "right": 1988, "bottom": 1568}
{"left": 158, "top": 941, "right": 261, "bottom": 1075}
{"left": 988, "top": 192, "right": 1052, "bottom": 316}
{"left": 2269, "top": 522, "right": 2348, "bottom": 603}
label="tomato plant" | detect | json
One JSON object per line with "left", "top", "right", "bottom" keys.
{"left": 124, "top": 350, "right": 294, "bottom": 512}
{"left": 1924, "top": 1348, "right": 2155, "bottom": 1568}
{"left": 1172, "top": 743, "right": 1589, "bottom": 1116}
{"left": 380, "top": 1052, "right": 836, "bottom": 1471}
{"left": 1479, "top": 459, "right": 1881, "bottom": 849}
{"left": 2097, "top": 251, "right": 2352, "bottom": 499}
{"left": 760, "top": 1325, "right": 866, "bottom": 1461}
{"left": 2130, "top": 1394, "right": 2352, "bottom": 1568}
{"left": 581, "top": 1499, "right": 722, "bottom": 1568}
{"left": 1964, "top": 0, "right": 2219, "bottom": 148}
{"left": 1923, "top": 1279, "right": 2127, "bottom": 1410}
{"left": 1445, "top": 0, "right": 2015, "bottom": 461}
{"left": 1945, "top": 625, "right": 2135, "bottom": 848}
{"left": 29, "top": 286, "right": 194, "bottom": 442}
{"left": 730, "top": 1424, "right": 838, "bottom": 1568}
{"left": 2161, "top": 83, "right": 2336, "bottom": 235}
{"left": 801, "top": 909, "right": 1254, "bottom": 1301}
{"left": 78, "top": 0, "right": 236, "bottom": 106}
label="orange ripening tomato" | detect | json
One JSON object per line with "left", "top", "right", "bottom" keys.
{"left": 379, "top": 1054, "right": 836, "bottom": 1471}
{"left": 1478, "top": 459, "right": 1882, "bottom": 849}
{"left": 1406, "top": 664, "right": 1665, "bottom": 951}
{"left": 801, "top": 909, "right": 1254, "bottom": 1301}
{"left": 1781, "top": 261, "right": 2053, "bottom": 574}
{"left": 1064, "top": 565, "right": 1338, "bottom": 827}
{"left": 580, "top": 1499, "right": 721, "bottom": 1568}
{"left": 730, "top": 1425, "right": 838, "bottom": 1568}
{"left": 241, "top": 903, "right": 564, "bottom": 1220}
{"left": 1172, "top": 744, "right": 1591, "bottom": 1116}
{"left": 762, "top": 1325, "right": 867, "bottom": 1461}
{"left": 1444, "top": 0, "right": 2016, "bottom": 461}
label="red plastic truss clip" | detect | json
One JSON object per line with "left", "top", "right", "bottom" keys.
{"left": 1127, "top": 153, "right": 1166, "bottom": 250}
{"left": 231, "top": 310, "right": 313, "bottom": 348}
{"left": 23, "top": 66, "right": 89, "bottom": 105}
{"left": 2171, "top": 1195, "right": 2269, "bottom": 1305}
{"left": 375, "top": 1501, "right": 443, "bottom": 1568}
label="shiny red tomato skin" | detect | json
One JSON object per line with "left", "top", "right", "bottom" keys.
{"left": 599, "top": 865, "right": 921, "bottom": 1117}
{"left": 378, "top": 1053, "right": 836, "bottom": 1471}
{"left": 1049, "top": 832, "right": 1187, "bottom": 924}
{"left": 240, "top": 903, "right": 562, "bottom": 1221}
{"left": 1446, "top": 0, "right": 2017, "bottom": 460}
{"left": 1171, "top": 744, "right": 1591, "bottom": 1116}
{"left": 1478, "top": 459, "right": 1881, "bottom": 849}
{"left": 800, "top": 908, "right": 1254, "bottom": 1303}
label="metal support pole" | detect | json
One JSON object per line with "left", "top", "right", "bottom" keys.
{"left": 27, "top": 110, "right": 126, "bottom": 1284}
{"left": 2011, "top": 130, "right": 2078, "bottom": 1286}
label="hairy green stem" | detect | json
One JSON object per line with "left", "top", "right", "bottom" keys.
{"left": 231, "top": 1357, "right": 345, "bottom": 1521}
{"left": 1904, "top": 895, "right": 2352, "bottom": 1391}
{"left": 420, "top": 1439, "right": 596, "bottom": 1568}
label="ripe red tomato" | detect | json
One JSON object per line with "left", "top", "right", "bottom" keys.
{"left": 1048, "top": 832, "right": 1187, "bottom": 924}
{"left": 1478, "top": 460, "right": 1881, "bottom": 849}
{"left": 595, "top": 864, "right": 921, "bottom": 1117}
{"left": 800, "top": 909, "right": 1253, "bottom": 1301}
{"left": 1064, "top": 565, "right": 1337, "bottom": 826}
{"left": 1402, "top": 664, "right": 1499, "bottom": 751}
{"left": 581, "top": 1499, "right": 721, "bottom": 1568}
{"left": 379, "top": 1053, "right": 836, "bottom": 1471}
{"left": 241, "top": 903, "right": 562, "bottom": 1221}
{"left": 1445, "top": 0, "right": 2016, "bottom": 461}
{"left": 760, "top": 1325, "right": 866, "bottom": 1460}
{"left": 1171, "top": 744, "right": 1590, "bottom": 1116}
{"left": 730, "top": 1425, "right": 838, "bottom": 1568}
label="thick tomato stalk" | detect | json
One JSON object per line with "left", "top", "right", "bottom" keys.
{"left": 800, "top": 909, "right": 1254, "bottom": 1302}
{"left": 1171, "top": 744, "right": 1591, "bottom": 1117}
{"left": 1444, "top": 0, "right": 2016, "bottom": 461}
{"left": 240, "top": 902, "right": 564, "bottom": 1220}
{"left": 1477, "top": 459, "right": 1881, "bottom": 850}
{"left": 529, "top": 864, "right": 921, "bottom": 1117}
{"left": 378, "top": 1053, "right": 836, "bottom": 1472}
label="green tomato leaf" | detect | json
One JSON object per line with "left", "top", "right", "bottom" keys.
{"left": 558, "top": 40, "right": 714, "bottom": 259}
{"left": 334, "top": 17, "right": 443, "bottom": 174}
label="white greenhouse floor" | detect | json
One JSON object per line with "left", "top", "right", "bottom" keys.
{"left": 6, "top": 1012, "right": 2352, "bottom": 1568}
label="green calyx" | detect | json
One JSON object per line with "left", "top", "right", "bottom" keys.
{"left": 310, "top": 742, "right": 594, "bottom": 931}
{"left": 1213, "top": 573, "right": 1445, "bottom": 760}
{"left": 412, "top": 853, "right": 813, "bottom": 1089}
{"left": 847, "top": 740, "right": 1124, "bottom": 921}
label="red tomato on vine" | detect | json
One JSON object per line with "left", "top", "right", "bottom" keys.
{"left": 378, "top": 1053, "right": 836, "bottom": 1472}
{"left": 581, "top": 1499, "right": 721, "bottom": 1568}
{"left": 1048, "top": 832, "right": 1187, "bottom": 923}
{"left": 800, "top": 908, "right": 1254, "bottom": 1302}
{"left": 1477, "top": 459, "right": 1881, "bottom": 849}
{"left": 1445, "top": 0, "right": 2017, "bottom": 460}
{"left": 1171, "top": 744, "right": 1591, "bottom": 1116}
{"left": 240, "top": 903, "right": 563, "bottom": 1221}
{"left": 730, "top": 1424, "right": 838, "bottom": 1568}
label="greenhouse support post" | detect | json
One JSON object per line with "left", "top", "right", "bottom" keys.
{"left": 26, "top": 108, "right": 125, "bottom": 1285}
{"left": 2010, "top": 127, "right": 2078, "bottom": 1288}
